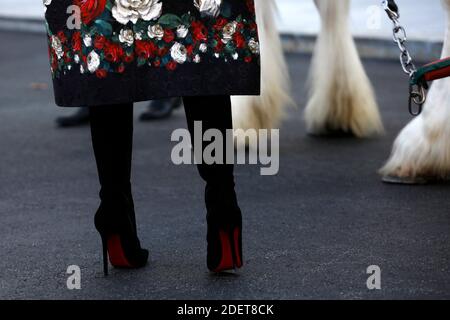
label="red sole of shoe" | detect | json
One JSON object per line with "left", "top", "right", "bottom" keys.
{"left": 213, "top": 231, "right": 234, "bottom": 273}
{"left": 107, "top": 234, "right": 132, "bottom": 268}
{"left": 233, "top": 228, "right": 242, "bottom": 268}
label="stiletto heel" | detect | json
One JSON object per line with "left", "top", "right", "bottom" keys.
{"left": 101, "top": 236, "right": 108, "bottom": 276}
{"left": 232, "top": 227, "right": 243, "bottom": 269}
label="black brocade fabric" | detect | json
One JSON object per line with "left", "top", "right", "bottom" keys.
{"left": 44, "top": 0, "right": 261, "bottom": 107}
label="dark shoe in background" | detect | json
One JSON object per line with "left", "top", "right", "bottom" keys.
{"left": 56, "top": 107, "right": 90, "bottom": 128}
{"left": 139, "top": 98, "right": 182, "bottom": 121}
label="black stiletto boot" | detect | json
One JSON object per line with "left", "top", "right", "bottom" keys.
{"left": 183, "top": 95, "right": 243, "bottom": 273}
{"left": 89, "top": 103, "right": 148, "bottom": 276}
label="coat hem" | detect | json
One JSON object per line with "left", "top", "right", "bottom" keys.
{"left": 54, "top": 89, "right": 261, "bottom": 107}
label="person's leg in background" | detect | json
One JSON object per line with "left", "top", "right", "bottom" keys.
{"left": 56, "top": 107, "right": 90, "bottom": 128}
{"left": 183, "top": 95, "right": 243, "bottom": 272}
{"left": 56, "top": 97, "right": 183, "bottom": 128}
{"left": 139, "top": 97, "right": 183, "bottom": 121}
{"left": 89, "top": 103, "right": 148, "bottom": 275}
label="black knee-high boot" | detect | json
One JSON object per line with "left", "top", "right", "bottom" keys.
{"left": 183, "top": 95, "right": 243, "bottom": 272}
{"left": 89, "top": 104, "right": 148, "bottom": 275}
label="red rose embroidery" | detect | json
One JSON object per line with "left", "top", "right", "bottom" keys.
{"left": 117, "top": 64, "right": 125, "bottom": 73}
{"left": 57, "top": 31, "right": 67, "bottom": 43}
{"left": 135, "top": 40, "right": 157, "bottom": 59}
{"left": 186, "top": 45, "right": 194, "bottom": 57}
{"left": 214, "top": 35, "right": 224, "bottom": 52}
{"left": 94, "top": 35, "right": 107, "bottom": 50}
{"left": 104, "top": 42, "right": 124, "bottom": 63}
{"left": 163, "top": 29, "right": 175, "bottom": 43}
{"left": 123, "top": 53, "right": 135, "bottom": 64}
{"left": 95, "top": 69, "right": 107, "bottom": 78}
{"left": 191, "top": 21, "right": 208, "bottom": 42}
{"left": 166, "top": 60, "right": 177, "bottom": 71}
{"left": 213, "top": 17, "right": 228, "bottom": 31}
{"left": 233, "top": 33, "right": 245, "bottom": 49}
{"left": 72, "top": 31, "right": 82, "bottom": 52}
{"left": 244, "top": 56, "right": 252, "bottom": 63}
{"left": 158, "top": 47, "right": 169, "bottom": 57}
{"left": 73, "top": 0, "right": 107, "bottom": 25}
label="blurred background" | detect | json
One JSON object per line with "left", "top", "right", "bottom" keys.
{"left": 0, "top": 0, "right": 445, "bottom": 40}
{"left": 1, "top": 0, "right": 450, "bottom": 300}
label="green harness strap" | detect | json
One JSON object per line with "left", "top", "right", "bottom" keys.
{"left": 410, "top": 57, "right": 450, "bottom": 86}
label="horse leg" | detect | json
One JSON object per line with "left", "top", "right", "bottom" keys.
{"left": 305, "top": 0, "right": 384, "bottom": 137}
{"left": 231, "top": 0, "right": 292, "bottom": 145}
{"left": 380, "top": 0, "right": 450, "bottom": 183}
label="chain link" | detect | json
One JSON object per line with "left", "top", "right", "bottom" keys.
{"left": 382, "top": 0, "right": 426, "bottom": 115}
{"left": 383, "top": 1, "right": 417, "bottom": 76}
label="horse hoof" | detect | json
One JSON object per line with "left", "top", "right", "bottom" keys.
{"left": 381, "top": 175, "right": 429, "bottom": 185}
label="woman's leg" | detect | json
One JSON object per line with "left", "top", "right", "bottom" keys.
{"left": 183, "top": 95, "right": 243, "bottom": 272}
{"left": 88, "top": 103, "right": 148, "bottom": 275}
{"left": 89, "top": 103, "right": 133, "bottom": 198}
{"left": 183, "top": 96, "right": 235, "bottom": 189}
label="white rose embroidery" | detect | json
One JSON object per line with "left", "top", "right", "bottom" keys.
{"left": 87, "top": 51, "right": 100, "bottom": 73}
{"left": 199, "top": 43, "right": 207, "bottom": 53}
{"left": 83, "top": 34, "right": 92, "bottom": 47}
{"left": 176, "top": 25, "right": 189, "bottom": 39}
{"left": 248, "top": 38, "right": 260, "bottom": 55}
{"left": 51, "top": 35, "right": 64, "bottom": 60}
{"left": 222, "top": 21, "right": 237, "bottom": 44}
{"left": 194, "top": 0, "right": 222, "bottom": 18}
{"left": 112, "top": 0, "right": 163, "bottom": 25}
{"left": 119, "top": 29, "right": 135, "bottom": 46}
{"left": 148, "top": 24, "right": 164, "bottom": 40}
{"left": 170, "top": 43, "right": 187, "bottom": 64}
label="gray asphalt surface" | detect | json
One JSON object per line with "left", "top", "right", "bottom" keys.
{"left": 0, "top": 30, "right": 449, "bottom": 300}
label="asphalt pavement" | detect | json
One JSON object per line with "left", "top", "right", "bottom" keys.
{"left": 0, "top": 30, "right": 449, "bottom": 299}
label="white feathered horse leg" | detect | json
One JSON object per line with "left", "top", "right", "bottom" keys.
{"left": 305, "top": 0, "right": 384, "bottom": 137}
{"left": 380, "top": 0, "right": 450, "bottom": 183}
{"left": 231, "top": 0, "right": 292, "bottom": 141}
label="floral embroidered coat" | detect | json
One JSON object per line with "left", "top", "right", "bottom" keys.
{"left": 44, "top": 0, "right": 261, "bottom": 107}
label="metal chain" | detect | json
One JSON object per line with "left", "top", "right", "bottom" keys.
{"left": 382, "top": 0, "right": 426, "bottom": 115}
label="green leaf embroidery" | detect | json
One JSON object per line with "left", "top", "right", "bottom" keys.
{"left": 94, "top": 20, "right": 113, "bottom": 36}
{"left": 158, "top": 14, "right": 182, "bottom": 29}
